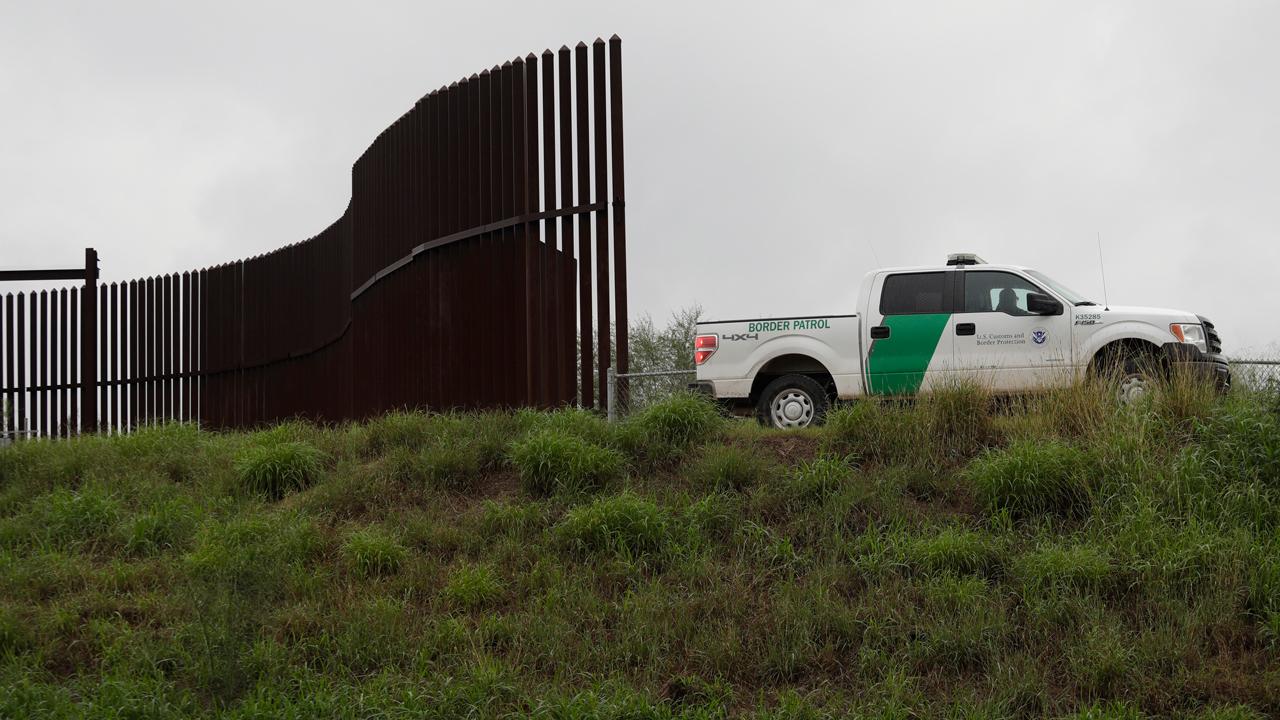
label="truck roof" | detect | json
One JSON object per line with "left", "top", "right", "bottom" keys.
{"left": 873, "top": 261, "right": 1031, "bottom": 275}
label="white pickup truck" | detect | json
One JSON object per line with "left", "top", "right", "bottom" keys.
{"left": 692, "top": 254, "right": 1229, "bottom": 428}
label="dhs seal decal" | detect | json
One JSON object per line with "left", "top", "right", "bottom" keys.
{"left": 1031, "top": 328, "right": 1048, "bottom": 345}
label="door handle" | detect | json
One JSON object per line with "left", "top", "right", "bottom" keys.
{"left": 870, "top": 325, "right": 890, "bottom": 339}
{"left": 955, "top": 322, "right": 975, "bottom": 336}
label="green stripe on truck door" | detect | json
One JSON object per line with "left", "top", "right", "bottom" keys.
{"left": 866, "top": 313, "right": 951, "bottom": 395}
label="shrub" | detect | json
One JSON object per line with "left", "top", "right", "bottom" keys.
{"left": 233, "top": 441, "right": 325, "bottom": 499}
{"left": 443, "top": 563, "right": 503, "bottom": 609}
{"left": 968, "top": 440, "right": 1095, "bottom": 518}
{"left": 509, "top": 432, "right": 624, "bottom": 496}
{"left": 342, "top": 527, "right": 408, "bottom": 578}
{"left": 908, "top": 528, "right": 1002, "bottom": 577}
{"left": 687, "top": 444, "right": 773, "bottom": 492}
{"left": 556, "top": 493, "right": 673, "bottom": 559}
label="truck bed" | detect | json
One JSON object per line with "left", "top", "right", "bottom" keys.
{"left": 694, "top": 314, "right": 866, "bottom": 401}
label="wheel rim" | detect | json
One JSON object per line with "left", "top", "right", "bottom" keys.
{"left": 1117, "top": 375, "right": 1150, "bottom": 405}
{"left": 770, "top": 389, "right": 814, "bottom": 429}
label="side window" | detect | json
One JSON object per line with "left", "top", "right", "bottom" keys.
{"left": 962, "top": 271, "right": 1046, "bottom": 316}
{"left": 879, "top": 272, "right": 948, "bottom": 315}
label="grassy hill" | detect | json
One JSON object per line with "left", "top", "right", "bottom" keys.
{"left": 2, "top": 381, "right": 1279, "bottom": 718}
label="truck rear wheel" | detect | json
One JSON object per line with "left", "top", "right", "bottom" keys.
{"left": 757, "top": 374, "right": 829, "bottom": 429}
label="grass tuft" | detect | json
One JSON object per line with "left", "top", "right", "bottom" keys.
{"left": 509, "top": 431, "right": 625, "bottom": 496}
{"left": 443, "top": 562, "right": 503, "bottom": 609}
{"left": 968, "top": 440, "right": 1095, "bottom": 518}
{"left": 1013, "top": 542, "right": 1113, "bottom": 593}
{"left": 233, "top": 441, "right": 325, "bottom": 499}
{"left": 687, "top": 444, "right": 775, "bottom": 492}
{"left": 908, "top": 528, "right": 1002, "bottom": 577}
{"left": 621, "top": 394, "right": 724, "bottom": 467}
{"left": 556, "top": 492, "right": 673, "bottom": 560}
{"left": 786, "top": 455, "right": 854, "bottom": 507}
{"left": 342, "top": 527, "right": 408, "bottom": 577}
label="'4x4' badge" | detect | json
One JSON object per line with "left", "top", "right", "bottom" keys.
{"left": 722, "top": 333, "right": 759, "bottom": 342}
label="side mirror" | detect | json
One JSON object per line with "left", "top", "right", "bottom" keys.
{"left": 1027, "top": 292, "right": 1062, "bottom": 316}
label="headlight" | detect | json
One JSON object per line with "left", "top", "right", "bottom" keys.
{"left": 1170, "top": 323, "right": 1207, "bottom": 352}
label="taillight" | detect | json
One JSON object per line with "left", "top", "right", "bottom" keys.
{"left": 694, "top": 334, "right": 718, "bottom": 365}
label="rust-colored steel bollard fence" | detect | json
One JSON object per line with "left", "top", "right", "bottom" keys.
{"left": 0, "top": 36, "right": 629, "bottom": 439}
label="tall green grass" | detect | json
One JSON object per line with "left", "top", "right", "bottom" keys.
{"left": 0, "top": 385, "right": 1274, "bottom": 718}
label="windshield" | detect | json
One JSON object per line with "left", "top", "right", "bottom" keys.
{"left": 1025, "top": 269, "right": 1094, "bottom": 306}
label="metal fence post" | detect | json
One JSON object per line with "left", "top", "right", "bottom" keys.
{"left": 606, "top": 367, "right": 617, "bottom": 423}
{"left": 81, "top": 248, "right": 98, "bottom": 434}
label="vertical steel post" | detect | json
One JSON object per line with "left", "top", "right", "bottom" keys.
{"left": 69, "top": 289, "right": 77, "bottom": 434}
{"left": 3, "top": 294, "right": 12, "bottom": 438}
{"left": 81, "top": 249, "right": 97, "bottom": 433}
{"left": 39, "top": 290, "right": 47, "bottom": 436}
{"left": 110, "top": 282, "right": 118, "bottom": 433}
{"left": 558, "top": 46, "right": 576, "bottom": 405}
{"left": 593, "top": 38, "right": 611, "bottom": 413}
{"left": 60, "top": 289, "right": 68, "bottom": 436}
{"left": 18, "top": 293, "right": 26, "bottom": 436}
{"left": 609, "top": 35, "right": 629, "bottom": 405}
{"left": 575, "top": 42, "right": 594, "bottom": 408}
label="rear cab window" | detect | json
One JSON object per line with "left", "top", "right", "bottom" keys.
{"left": 879, "top": 272, "right": 951, "bottom": 315}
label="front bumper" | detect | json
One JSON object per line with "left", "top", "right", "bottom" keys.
{"left": 1161, "top": 342, "right": 1231, "bottom": 392}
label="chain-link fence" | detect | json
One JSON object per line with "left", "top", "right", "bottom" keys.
{"left": 602, "top": 358, "right": 1280, "bottom": 422}
{"left": 1231, "top": 359, "right": 1280, "bottom": 392}
{"left": 606, "top": 368, "right": 697, "bottom": 421}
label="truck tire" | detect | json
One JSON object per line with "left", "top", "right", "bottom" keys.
{"left": 1096, "top": 347, "right": 1162, "bottom": 406}
{"left": 757, "top": 374, "right": 829, "bottom": 429}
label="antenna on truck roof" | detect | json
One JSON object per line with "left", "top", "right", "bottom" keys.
{"left": 1096, "top": 231, "right": 1111, "bottom": 311}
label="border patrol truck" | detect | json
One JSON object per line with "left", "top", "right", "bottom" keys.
{"left": 691, "top": 254, "right": 1229, "bottom": 429}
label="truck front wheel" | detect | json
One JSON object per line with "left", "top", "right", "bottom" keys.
{"left": 757, "top": 374, "right": 829, "bottom": 429}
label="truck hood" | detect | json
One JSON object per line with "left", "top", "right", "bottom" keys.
{"left": 1088, "top": 305, "right": 1200, "bottom": 324}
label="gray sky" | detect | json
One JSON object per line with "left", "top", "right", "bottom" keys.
{"left": 3, "top": 1, "right": 1278, "bottom": 353}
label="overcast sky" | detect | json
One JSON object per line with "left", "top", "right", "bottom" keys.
{"left": 2, "top": 1, "right": 1278, "bottom": 353}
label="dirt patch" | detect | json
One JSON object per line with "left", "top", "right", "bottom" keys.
{"left": 739, "top": 433, "right": 821, "bottom": 466}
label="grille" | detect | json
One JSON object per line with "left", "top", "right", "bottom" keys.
{"left": 1197, "top": 315, "right": 1222, "bottom": 354}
